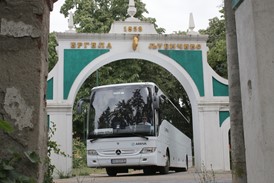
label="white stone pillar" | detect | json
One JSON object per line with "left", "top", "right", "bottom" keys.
{"left": 197, "top": 102, "right": 230, "bottom": 171}
{"left": 235, "top": 0, "right": 274, "bottom": 182}
{"left": 47, "top": 104, "right": 73, "bottom": 176}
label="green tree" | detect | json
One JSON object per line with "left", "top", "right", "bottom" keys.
{"left": 172, "top": 30, "right": 187, "bottom": 35}
{"left": 48, "top": 32, "right": 58, "bottom": 72}
{"left": 60, "top": 0, "right": 142, "bottom": 33}
{"left": 48, "top": 0, "right": 191, "bottom": 140}
{"left": 207, "top": 39, "right": 227, "bottom": 77}
{"left": 60, "top": 0, "right": 164, "bottom": 34}
{"left": 199, "top": 8, "right": 227, "bottom": 78}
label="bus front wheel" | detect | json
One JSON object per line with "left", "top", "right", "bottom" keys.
{"left": 106, "top": 168, "right": 117, "bottom": 176}
{"left": 143, "top": 167, "right": 157, "bottom": 175}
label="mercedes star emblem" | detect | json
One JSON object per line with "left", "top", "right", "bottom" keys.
{"left": 116, "top": 149, "right": 121, "bottom": 155}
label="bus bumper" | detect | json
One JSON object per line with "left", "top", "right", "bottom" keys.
{"left": 87, "top": 152, "right": 158, "bottom": 168}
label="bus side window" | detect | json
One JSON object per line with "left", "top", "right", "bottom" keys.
{"left": 154, "top": 109, "right": 159, "bottom": 136}
{"left": 158, "top": 96, "right": 165, "bottom": 125}
{"left": 88, "top": 106, "right": 95, "bottom": 134}
{"left": 154, "top": 86, "right": 159, "bottom": 94}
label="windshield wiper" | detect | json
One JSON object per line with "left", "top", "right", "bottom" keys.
{"left": 89, "top": 134, "right": 124, "bottom": 142}
{"left": 90, "top": 138, "right": 99, "bottom": 143}
{"left": 88, "top": 134, "right": 113, "bottom": 142}
{"left": 89, "top": 133, "right": 149, "bottom": 142}
{"left": 131, "top": 133, "right": 149, "bottom": 140}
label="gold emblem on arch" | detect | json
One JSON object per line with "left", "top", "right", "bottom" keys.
{"left": 132, "top": 35, "right": 139, "bottom": 51}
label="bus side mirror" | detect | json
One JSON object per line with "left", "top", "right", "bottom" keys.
{"left": 76, "top": 98, "right": 90, "bottom": 114}
{"left": 153, "top": 96, "right": 159, "bottom": 109}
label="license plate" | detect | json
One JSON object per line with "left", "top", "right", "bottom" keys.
{"left": 111, "top": 159, "right": 126, "bottom": 164}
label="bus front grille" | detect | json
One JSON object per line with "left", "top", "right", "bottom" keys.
{"left": 99, "top": 149, "right": 139, "bottom": 156}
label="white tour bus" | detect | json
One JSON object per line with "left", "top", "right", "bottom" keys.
{"left": 77, "top": 82, "right": 192, "bottom": 176}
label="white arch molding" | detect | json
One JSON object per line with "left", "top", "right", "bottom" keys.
{"left": 68, "top": 51, "right": 203, "bottom": 169}
{"left": 47, "top": 17, "right": 230, "bottom": 175}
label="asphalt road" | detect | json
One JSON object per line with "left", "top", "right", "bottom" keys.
{"left": 54, "top": 168, "right": 232, "bottom": 183}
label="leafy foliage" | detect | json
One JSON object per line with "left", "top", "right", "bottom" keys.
{"left": 48, "top": 32, "right": 58, "bottom": 72}
{"left": 199, "top": 8, "right": 227, "bottom": 78}
{"left": 61, "top": 0, "right": 141, "bottom": 33}
{"left": 73, "top": 138, "right": 87, "bottom": 169}
{"left": 0, "top": 151, "right": 37, "bottom": 183}
{"left": 207, "top": 39, "right": 227, "bottom": 77}
{"left": 60, "top": 0, "right": 164, "bottom": 34}
{"left": 0, "top": 120, "right": 38, "bottom": 183}
{"left": 0, "top": 119, "right": 13, "bottom": 133}
{"left": 44, "top": 122, "right": 68, "bottom": 182}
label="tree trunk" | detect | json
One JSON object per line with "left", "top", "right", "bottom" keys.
{"left": 224, "top": 0, "right": 247, "bottom": 182}
{"left": 0, "top": 1, "right": 56, "bottom": 182}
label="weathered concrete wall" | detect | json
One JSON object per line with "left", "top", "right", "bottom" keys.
{"left": 235, "top": 0, "right": 274, "bottom": 182}
{"left": 0, "top": 0, "right": 56, "bottom": 182}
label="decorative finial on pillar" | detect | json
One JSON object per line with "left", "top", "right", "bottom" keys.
{"left": 66, "top": 11, "right": 76, "bottom": 33}
{"left": 126, "top": 0, "right": 139, "bottom": 22}
{"left": 187, "top": 13, "right": 199, "bottom": 35}
{"left": 128, "top": 0, "right": 136, "bottom": 17}
{"left": 189, "top": 13, "right": 195, "bottom": 31}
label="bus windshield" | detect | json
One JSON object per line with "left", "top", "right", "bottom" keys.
{"left": 88, "top": 85, "right": 154, "bottom": 139}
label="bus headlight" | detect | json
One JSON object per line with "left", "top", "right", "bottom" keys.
{"left": 140, "top": 147, "right": 156, "bottom": 154}
{"left": 87, "top": 149, "right": 98, "bottom": 156}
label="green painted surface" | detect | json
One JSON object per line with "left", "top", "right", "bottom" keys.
{"left": 232, "top": 0, "right": 244, "bottom": 9}
{"left": 213, "top": 77, "right": 229, "bottom": 96}
{"left": 159, "top": 50, "right": 204, "bottom": 96}
{"left": 219, "top": 111, "right": 230, "bottom": 127}
{"left": 46, "top": 78, "right": 53, "bottom": 100}
{"left": 64, "top": 49, "right": 109, "bottom": 99}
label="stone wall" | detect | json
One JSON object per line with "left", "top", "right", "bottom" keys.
{"left": 0, "top": 0, "right": 56, "bottom": 182}
{"left": 235, "top": 0, "right": 274, "bottom": 182}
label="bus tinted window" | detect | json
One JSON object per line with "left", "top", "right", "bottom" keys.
{"left": 88, "top": 85, "right": 154, "bottom": 138}
{"left": 159, "top": 95, "right": 189, "bottom": 136}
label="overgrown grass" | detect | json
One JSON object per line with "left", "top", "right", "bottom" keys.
{"left": 72, "top": 138, "right": 106, "bottom": 178}
{"left": 194, "top": 163, "right": 216, "bottom": 183}
{"left": 72, "top": 167, "right": 105, "bottom": 176}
